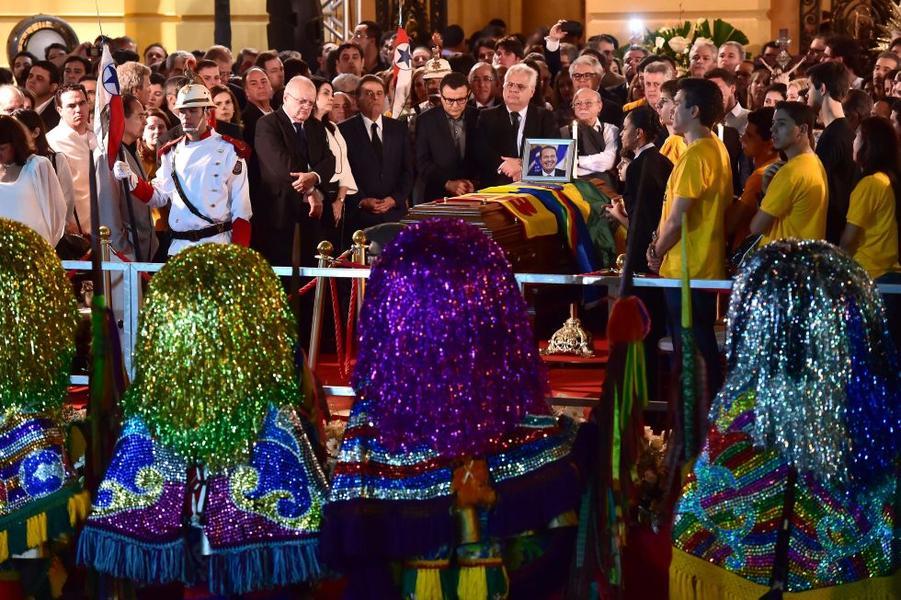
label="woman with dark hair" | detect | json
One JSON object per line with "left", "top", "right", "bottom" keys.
{"left": 762, "top": 83, "right": 787, "bottom": 107}
{"left": 841, "top": 115, "right": 900, "bottom": 344}
{"left": 311, "top": 76, "right": 357, "bottom": 231}
{"left": 11, "top": 108, "right": 76, "bottom": 229}
{"left": 209, "top": 84, "right": 242, "bottom": 128}
{"left": 608, "top": 104, "right": 672, "bottom": 398}
{"left": 0, "top": 115, "right": 66, "bottom": 244}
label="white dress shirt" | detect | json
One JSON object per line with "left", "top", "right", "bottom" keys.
{"left": 576, "top": 118, "right": 620, "bottom": 177}
{"left": 725, "top": 102, "right": 750, "bottom": 136}
{"left": 361, "top": 114, "right": 384, "bottom": 142}
{"left": 46, "top": 121, "right": 97, "bottom": 233}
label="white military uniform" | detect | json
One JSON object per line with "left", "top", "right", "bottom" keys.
{"left": 148, "top": 130, "right": 252, "bottom": 255}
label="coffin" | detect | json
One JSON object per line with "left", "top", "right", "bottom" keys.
{"left": 402, "top": 197, "right": 572, "bottom": 273}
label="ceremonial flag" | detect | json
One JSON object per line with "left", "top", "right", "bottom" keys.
{"left": 390, "top": 27, "right": 412, "bottom": 117}
{"left": 94, "top": 44, "right": 124, "bottom": 169}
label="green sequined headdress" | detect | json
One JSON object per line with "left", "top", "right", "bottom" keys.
{"left": 124, "top": 244, "right": 301, "bottom": 468}
{"left": 0, "top": 218, "right": 77, "bottom": 417}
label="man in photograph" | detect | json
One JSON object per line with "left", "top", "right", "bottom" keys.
{"left": 529, "top": 145, "right": 566, "bottom": 176}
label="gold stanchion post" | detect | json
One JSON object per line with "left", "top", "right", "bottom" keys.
{"left": 352, "top": 230, "right": 368, "bottom": 317}
{"left": 307, "top": 240, "right": 334, "bottom": 369}
{"left": 98, "top": 226, "right": 112, "bottom": 307}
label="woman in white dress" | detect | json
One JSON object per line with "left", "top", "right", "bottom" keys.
{"left": 0, "top": 115, "right": 66, "bottom": 245}
{"left": 12, "top": 109, "right": 77, "bottom": 231}
{"left": 312, "top": 77, "right": 358, "bottom": 232}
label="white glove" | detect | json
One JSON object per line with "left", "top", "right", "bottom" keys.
{"left": 112, "top": 160, "right": 138, "bottom": 190}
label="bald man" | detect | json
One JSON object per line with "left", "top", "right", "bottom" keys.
{"left": 253, "top": 75, "right": 336, "bottom": 268}
{"left": 0, "top": 85, "right": 26, "bottom": 114}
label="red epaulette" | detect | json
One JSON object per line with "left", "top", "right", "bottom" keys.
{"left": 157, "top": 135, "right": 185, "bottom": 158}
{"left": 220, "top": 134, "right": 252, "bottom": 160}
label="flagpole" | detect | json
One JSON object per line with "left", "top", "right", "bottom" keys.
{"left": 119, "top": 147, "right": 143, "bottom": 262}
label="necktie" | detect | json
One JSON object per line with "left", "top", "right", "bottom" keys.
{"left": 370, "top": 121, "right": 383, "bottom": 162}
{"left": 450, "top": 118, "right": 464, "bottom": 159}
{"left": 294, "top": 123, "right": 307, "bottom": 146}
{"left": 510, "top": 111, "right": 521, "bottom": 152}
{"left": 293, "top": 121, "right": 308, "bottom": 163}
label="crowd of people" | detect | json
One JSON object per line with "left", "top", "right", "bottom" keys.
{"left": 0, "top": 18, "right": 899, "bottom": 330}
{"left": 0, "top": 16, "right": 898, "bottom": 599}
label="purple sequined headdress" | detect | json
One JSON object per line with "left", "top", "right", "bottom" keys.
{"left": 353, "top": 219, "right": 550, "bottom": 457}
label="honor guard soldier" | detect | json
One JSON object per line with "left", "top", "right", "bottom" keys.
{"left": 112, "top": 83, "right": 252, "bottom": 255}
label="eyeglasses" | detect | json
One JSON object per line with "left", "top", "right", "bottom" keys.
{"left": 285, "top": 93, "right": 316, "bottom": 108}
{"left": 571, "top": 72, "right": 598, "bottom": 81}
{"left": 572, "top": 101, "right": 597, "bottom": 109}
{"left": 504, "top": 81, "right": 529, "bottom": 92}
{"left": 471, "top": 76, "right": 495, "bottom": 84}
{"left": 441, "top": 96, "right": 468, "bottom": 105}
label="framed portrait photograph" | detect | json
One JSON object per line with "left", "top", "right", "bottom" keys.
{"left": 522, "top": 138, "right": 575, "bottom": 184}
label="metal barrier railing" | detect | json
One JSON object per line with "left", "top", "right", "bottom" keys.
{"left": 63, "top": 259, "right": 901, "bottom": 395}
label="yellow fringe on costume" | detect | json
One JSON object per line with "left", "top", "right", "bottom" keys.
{"left": 25, "top": 512, "right": 47, "bottom": 548}
{"left": 67, "top": 490, "right": 90, "bottom": 525}
{"left": 414, "top": 567, "right": 444, "bottom": 600}
{"left": 670, "top": 547, "right": 901, "bottom": 600}
{"left": 0, "top": 490, "right": 91, "bottom": 563}
{"left": 457, "top": 565, "right": 487, "bottom": 600}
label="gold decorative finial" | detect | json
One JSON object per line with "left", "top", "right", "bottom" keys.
{"left": 98, "top": 226, "right": 111, "bottom": 241}
{"left": 615, "top": 254, "right": 626, "bottom": 273}
{"left": 316, "top": 240, "right": 334, "bottom": 258}
{"left": 542, "top": 304, "right": 594, "bottom": 357}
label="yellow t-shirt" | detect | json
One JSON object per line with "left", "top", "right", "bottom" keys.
{"left": 660, "top": 135, "right": 687, "bottom": 165}
{"left": 623, "top": 98, "right": 648, "bottom": 112}
{"left": 759, "top": 152, "right": 828, "bottom": 244}
{"left": 846, "top": 172, "right": 900, "bottom": 279}
{"left": 659, "top": 136, "right": 733, "bottom": 280}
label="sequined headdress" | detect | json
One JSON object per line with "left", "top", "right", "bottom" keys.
{"left": 722, "top": 240, "right": 898, "bottom": 487}
{"left": 0, "top": 219, "right": 86, "bottom": 560}
{"left": 353, "top": 218, "right": 550, "bottom": 457}
{"left": 0, "top": 218, "right": 77, "bottom": 417}
{"left": 79, "top": 244, "right": 328, "bottom": 594}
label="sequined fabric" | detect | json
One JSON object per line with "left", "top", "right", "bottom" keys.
{"left": 329, "top": 400, "right": 579, "bottom": 504}
{"left": 0, "top": 415, "right": 71, "bottom": 516}
{"left": 77, "top": 245, "right": 328, "bottom": 594}
{"left": 673, "top": 241, "right": 898, "bottom": 592}
{"left": 673, "top": 392, "right": 895, "bottom": 591}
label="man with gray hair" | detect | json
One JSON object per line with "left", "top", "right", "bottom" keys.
{"left": 569, "top": 54, "right": 624, "bottom": 127}
{"left": 332, "top": 73, "right": 361, "bottom": 115}
{"left": 689, "top": 40, "right": 717, "bottom": 77}
{"left": 164, "top": 51, "right": 195, "bottom": 78}
{"left": 468, "top": 62, "right": 499, "bottom": 109}
{"left": 474, "top": 62, "right": 557, "bottom": 186}
{"left": 561, "top": 87, "right": 619, "bottom": 180}
{"left": 717, "top": 41, "right": 745, "bottom": 72}
{"left": 0, "top": 85, "right": 25, "bottom": 114}
{"left": 116, "top": 61, "right": 152, "bottom": 106}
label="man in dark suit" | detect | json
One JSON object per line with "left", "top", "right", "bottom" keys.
{"left": 473, "top": 63, "right": 558, "bottom": 187}
{"left": 241, "top": 67, "right": 276, "bottom": 257}
{"left": 414, "top": 72, "right": 479, "bottom": 203}
{"left": 339, "top": 74, "right": 414, "bottom": 234}
{"left": 254, "top": 75, "right": 336, "bottom": 267}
